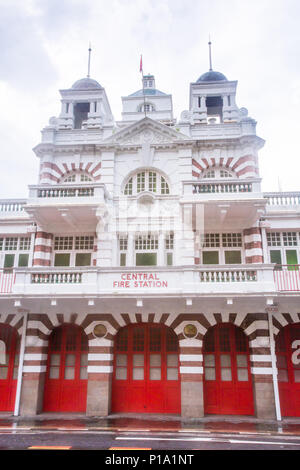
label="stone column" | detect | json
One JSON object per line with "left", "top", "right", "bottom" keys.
{"left": 180, "top": 339, "right": 204, "bottom": 418}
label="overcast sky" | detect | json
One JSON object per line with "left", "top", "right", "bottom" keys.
{"left": 0, "top": 0, "right": 299, "bottom": 198}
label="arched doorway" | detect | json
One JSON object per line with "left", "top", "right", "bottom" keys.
{"left": 0, "top": 324, "right": 19, "bottom": 411}
{"left": 203, "top": 323, "right": 254, "bottom": 415}
{"left": 43, "top": 324, "right": 88, "bottom": 412}
{"left": 111, "top": 323, "right": 181, "bottom": 413}
{"left": 276, "top": 323, "right": 300, "bottom": 417}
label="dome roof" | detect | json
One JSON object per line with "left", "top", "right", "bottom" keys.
{"left": 72, "top": 77, "right": 102, "bottom": 90}
{"left": 197, "top": 70, "right": 227, "bottom": 83}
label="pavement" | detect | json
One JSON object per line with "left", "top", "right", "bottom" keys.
{"left": 0, "top": 412, "right": 300, "bottom": 436}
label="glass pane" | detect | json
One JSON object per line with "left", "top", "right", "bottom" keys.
{"left": 18, "top": 254, "right": 29, "bottom": 267}
{"left": 220, "top": 354, "right": 231, "bottom": 367}
{"left": 133, "top": 368, "right": 144, "bottom": 380}
{"left": 236, "top": 354, "right": 247, "bottom": 367}
{"left": 270, "top": 250, "right": 282, "bottom": 265}
{"left": 133, "top": 328, "right": 144, "bottom": 352}
{"left": 221, "top": 368, "right": 232, "bottom": 381}
{"left": 49, "top": 367, "right": 59, "bottom": 379}
{"left": 150, "top": 354, "right": 161, "bottom": 367}
{"left": 133, "top": 354, "right": 144, "bottom": 367}
{"left": 4, "top": 254, "right": 14, "bottom": 268}
{"left": 167, "top": 354, "right": 178, "bottom": 367}
{"left": 13, "top": 367, "right": 18, "bottom": 380}
{"left": 204, "top": 354, "right": 215, "bottom": 366}
{"left": 136, "top": 253, "right": 157, "bottom": 266}
{"left": 150, "top": 368, "right": 161, "bottom": 380}
{"left": 225, "top": 251, "right": 242, "bottom": 264}
{"left": 237, "top": 369, "right": 249, "bottom": 381}
{"left": 294, "top": 370, "right": 300, "bottom": 383}
{"left": 286, "top": 250, "right": 298, "bottom": 267}
{"left": 65, "top": 354, "right": 75, "bottom": 366}
{"left": 203, "top": 251, "right": 219, "bottom": 264}
{"left": 277, "top": 356, "right": 287, "bottom": 368}
{"left": 205, "top": 368, "right": 216, "bottom": 381}
{"left": 167, "top": 368, "right": 178, "bottom": 380}
{"left": 120, "top": 253, "right": 126, "bottom": 266}
{"left": 116, "top": 367, "right": 127, "bottom": 380}
{"left": 278, "top": 369, "right": 288, "bottom": 382}
{"left": 167, "top": 253, "right": 173, "bottom": 266}
{"left": 80, "top": 354, "right": 88, "bottom": 366}
{"left": 50, "top": 354, "right": 60, "bottom": 366}
{"left": 116, "top": 354, "right": 127, "bottom": 366}
{"left": 149, "top": 328, "right": 161, "bottom": 351}
{"left": 80, "top": 367, "right": 88, "bottom": 380}
{"left": 64, "top": 367, "right": 75, "bottom": 380}
{"left": 75, "top": 253, "right": 91, "bottom": 266}
{"left": 54, "top": 253, "right": 70, "bottom": 267}
{"left": 0, "top": 367, "right": 8, "bottom": 380}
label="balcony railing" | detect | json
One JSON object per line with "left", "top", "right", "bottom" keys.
{"left": 199, "top": 268, "right": 257, "bottom": 283}
{"left": 37, "top": 187, "right": 94, "bottom": 198}
{"left": 264, "top": 192, "right": 300, "bottom": 206}
{"left": 31, "top": 272, "right": 83, "bottom": 284}
{"left": 193, "top": 182, "right": 252, "bottom": 194}
{"left": 0, "top": 270, "right": 16, "bottom": 293}
{"left": 0, "top": 199, "right": 26, "bottom": 212}
{"left": 274, "top": 265, "right": 300, "bottom": 291}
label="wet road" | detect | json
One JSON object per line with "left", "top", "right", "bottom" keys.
{"left": 0, "top": 428, "right": 300, "bottom": 450}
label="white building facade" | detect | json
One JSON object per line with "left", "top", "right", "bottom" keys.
{"left": 0, "top": 68, "right": 299, "bottom": 419}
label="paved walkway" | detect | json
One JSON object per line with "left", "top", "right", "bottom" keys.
{"left": 0, "top": 413, "right": 300, "bottom": 436}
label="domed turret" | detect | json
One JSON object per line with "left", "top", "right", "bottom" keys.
{"left": 72, "top": 77, "right": 102, "bottom": 90}
{"left": 196, "top": 70, "right": 227, "bottom": 83}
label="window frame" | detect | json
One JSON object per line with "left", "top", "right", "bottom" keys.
{"left": 52, "top": 235, "right": 95, "bottom": 268}
{"left": 123, "top": 171, "right": 170, "bottom": 196}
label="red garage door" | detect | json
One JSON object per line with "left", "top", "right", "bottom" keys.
{"left": 43, "top": 324, "right": 88, "bottom": 412}
{"left": 203, "top": 323, "right": 254, "bottom": 415}
{"left": 0, "top": 324, "right": 19, "bottom": 411}
{"left": 276, "top": 323, "right": 300, "bottom": 417}
{"left": 112, "top": 323, "right": 181, "bottom": 414}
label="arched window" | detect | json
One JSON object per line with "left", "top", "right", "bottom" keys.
{"left": 61, "top": 172, "right": 93, "bottom": 184}
{"left": 202, "top": 168, "right": 235, "bottom": 179}
{"left": 124, "top": 171, "right": 170, "bottom": 196}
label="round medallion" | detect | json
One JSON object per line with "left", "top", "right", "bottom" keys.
{"left": 183, "top": 324, "right": 198, "bottom": 339}
{"left": 93, "top": 324, "right": 107, "bottom": 338}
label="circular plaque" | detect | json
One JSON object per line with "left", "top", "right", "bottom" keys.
{"left": 93, "top": 324, "right": 107, "bottom": 338}
{"left": 183, "top": 324, "right": 198, "bottom": 339}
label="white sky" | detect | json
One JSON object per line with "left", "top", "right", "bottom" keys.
{"left": 0, "top": 0, "right": 299, "bottom": 199}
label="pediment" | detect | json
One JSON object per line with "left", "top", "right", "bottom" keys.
{"left": 105, "top": 117, "right": 189, "bottom": 145}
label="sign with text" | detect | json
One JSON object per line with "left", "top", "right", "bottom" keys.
{"left": 113, "top": 273, "right": 168, "bottom": 289}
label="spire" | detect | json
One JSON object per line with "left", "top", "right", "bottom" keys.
{"left": 208, "top": 36, "right": 213, "bottom": 71}
{"left": 87, "top": 43, "right": 92, "bottom": 78}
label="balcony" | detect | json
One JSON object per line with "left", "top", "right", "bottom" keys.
{"left": 264, "top": 192, "right": 300, "bottom": 215}
{"left": 0, "top": 199, "right": 28, "bottom": 220}
{"left": 181, "top": 178, "right": 266, "bottom": 231}
{"left": 7, "top": 264, "right": 276, "bottom": 298}
{"left": 25, "top": 183, "right": 108, "bottom": 232}
{"left": 274, "top": 265, "right": 300, "bottom": 292}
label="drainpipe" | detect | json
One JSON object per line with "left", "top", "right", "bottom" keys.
{"left": 14, "top": 311, "right": 28, "bottom": 416}
{"left": 267, "top": 310, "right": 282, "bottom": 421}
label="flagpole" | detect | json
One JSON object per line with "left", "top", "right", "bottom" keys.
{"left": 140, "top": 54, "right": 147, "bottom": 117}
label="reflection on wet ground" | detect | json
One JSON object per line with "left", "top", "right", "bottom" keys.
{"left": 0, "top": 414, "right": 300, "bottom": 435}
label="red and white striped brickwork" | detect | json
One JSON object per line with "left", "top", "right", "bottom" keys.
{"left": 243, "top": 227, "right": 263, "bottom": 263}
{"left": 192, "top": 155, "right": 258, "bottom": 179}
{"left": 39, "top": 161, "right": 102, "bottom": 184}
{"left": 0, "top": 271, "right": 16, "bottom": 293}
{"left": 21, "top": 311, "right": 272, "bottom": 385}
{"left": 33, "top": 232, "right": 53, "bottom": 267}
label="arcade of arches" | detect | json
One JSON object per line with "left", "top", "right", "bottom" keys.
{"left": 1, "top": 320, "right": 300, "bottom": 418}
